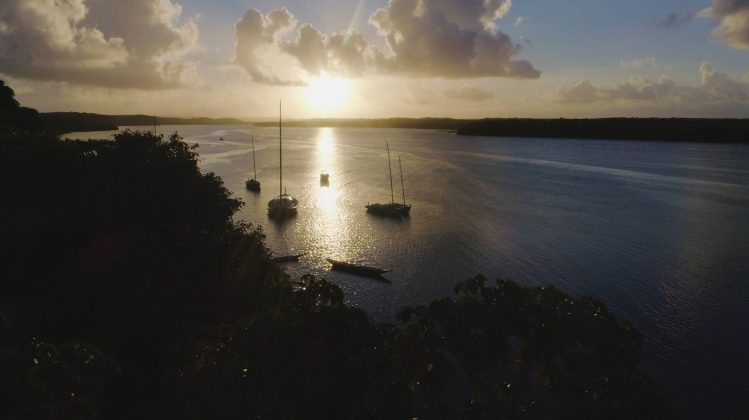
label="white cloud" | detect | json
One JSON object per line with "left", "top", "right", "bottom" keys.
{"left": 551, "top": 63, "right": 749, "bottom": 107}
{"left": 234, "top": 7, "right": 304, "bottom": 86}
{"left": 553, "top": 80, "right": 600, "bottom": 103}
{"left": 0, "top": 0, "right": 199, "bottom": 89}
{"left": 281, "top": 25, "right": 370, "bottom": 77}
{"left": 700, "top": 0, "right": 749, "bottom": 49}
{"left": 369, "top": 0, "right": 539, "bottom": 79}
{"left": 515, "top": 16, "right": 524, "bottom": 26}
{"left": 233, "top": 0, "right": 539, "bottom": 85}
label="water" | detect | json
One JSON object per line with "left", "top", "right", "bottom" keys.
{"left": 66, "top": 126, "right": 749, "bottom": 418}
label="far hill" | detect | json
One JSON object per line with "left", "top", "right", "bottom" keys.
{"left": 40, "top": 112, "right": 251, "bottom": 134}
{"left": 110, "top": 114, "right": 250, "bottom": 126}
{"left": 457, "top": 118, "right": 749, "bottom": 143}
{"left": 254, "top": 117, "right": 468, "bottom": 130}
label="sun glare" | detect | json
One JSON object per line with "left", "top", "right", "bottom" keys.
{"left": 305, "top": 74, "right": 349, "bottom": 113}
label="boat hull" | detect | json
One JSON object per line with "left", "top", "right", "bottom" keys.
{"left": 268, "top": 194, "right": 299, "bottom": 217}
{"left": 246, "top": 179, "right": 261, "bottom": 192}
{"left": 366, "top": 203, "right": 411, "bottom": 217}
{"left": 326, "top": 258, "right": 390, "bottom": 280}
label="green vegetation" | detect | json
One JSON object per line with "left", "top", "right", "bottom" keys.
{"left": 457, "top": 118, "right": 749, "bottom": 143}
{"left": 1, "top": 80, "right": 670, "bottom": 418}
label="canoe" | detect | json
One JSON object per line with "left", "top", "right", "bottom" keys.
{"left": 326, "top": 258, "right": 390, "bottom": 279}
{"left": 271, "top": 253, "right": 306, "bottom": 263}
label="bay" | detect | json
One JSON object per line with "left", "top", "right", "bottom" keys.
{"left": 65, "top": 125, "right": 749, "bottom": 419}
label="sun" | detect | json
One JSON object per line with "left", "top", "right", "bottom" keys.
{"left": 305, "top": 74, "right": 349, "bottom": 113}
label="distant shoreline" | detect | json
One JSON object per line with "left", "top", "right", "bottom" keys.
{"left": 456, "top": 118, "right": 749, "bottom": 143}
{"left": 47, "top": 112, "right": 749, "bottom": 143}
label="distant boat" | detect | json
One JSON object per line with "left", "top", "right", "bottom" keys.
{"left": 267, "top": 101, "right": 299, "bottom": 216}
{"left": 366, "top": 143, "right": 411, "bottom": 217}
{"left": 326, "top": 258, "right": 391, "bottom": 280}
{"left": 320, "top": 170, "right": 329, "bottom": 185}
{"left": 245, "top": 135, "right": 261, "bottom": 192}
{"left": 219, "top": 137, "right": 224, "bottom": 141}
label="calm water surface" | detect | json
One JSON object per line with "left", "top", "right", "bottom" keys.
{"left": 67, "top": 126, "right": 749, "bottom": 418}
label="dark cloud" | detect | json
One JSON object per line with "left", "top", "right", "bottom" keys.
{"left": 444, "top": 86, "right": 494, "bottom": 101}
{"left": 0, "top": 0, "right": 198, "bottom": 89}
{"left": 701, "top": 0, "right": 749, "bottom": 49}
{"left": 656, "top": 11, "right": 694, "bottom": 29}
{"left": 234, "top": 0, "right": 539, "bottom": 85}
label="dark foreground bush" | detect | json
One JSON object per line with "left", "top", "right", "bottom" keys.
{"left": 0, "top": 131, "right": 670, "bottom": 419}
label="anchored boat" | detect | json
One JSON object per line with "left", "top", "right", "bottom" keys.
{"left": 245, "top": 135, "right": 261, "bottom": 192}
{"left": 271, "top": 253, "right": 306, "bottom": 263}
{"left": 366, "top": 143, "right": 411, "bottom": 217}
{"left": 267, "top": 101, "right": 299, "bottom": 217}
{"left": 326, "top": 258, "right": 391, "bottom": 280}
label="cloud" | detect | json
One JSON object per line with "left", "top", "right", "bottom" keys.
{"left": 553, "top": 80, "right": 600, "bottom": 103}
{"left": 369, "top": 0, "right": 539, "bottom": 79}
{"left": 0, "top": 0, "right": 199, "bottom": 89}
{"left": 405, "top": 81, "right": 435, "bottom": 105}
{"left": 444, "top": 86, "right": 493, "bottom": 101}
{"left": 234, "top": 8, "right": 305, "bottom": 86}
{"left": 281, "top": 25, "right": 370, "bottom": 77}
{"left": 620, "top": 57, "right": 657, "bottom": 69}
{"left": 233, "top": 0, "right": 539, "bottom": 85}
{"left": 551, "top": 63, "right": 748, "bottom": 106}
{"left": 515, "top": 16, "right": 524, "bottom": 27}
{"left": 699, "top": 62, "right": 748, "bottom": 101}
{"left": 656, "top": 11, "right": 694, "bottom": 29}
{"left": 700, "top": 0, "right": 749, "bottom": 49}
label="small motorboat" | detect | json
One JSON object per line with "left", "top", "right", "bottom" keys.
{"left": 326, "top": 258, "right": 391, "bottom": 280}
{"left": 219, "top": 137, "right": 224, "bottom": 141}
{"left": 320, "top": 171, "right": 330, "bottom": 186}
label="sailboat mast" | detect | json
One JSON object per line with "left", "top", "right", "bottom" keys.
{"left": 387, "top": 143, "right": 394, "bottom": 204}
{"left": 251, "top": 135, "right": 257, "bottom": 179}
{"left": 279, "top": 100, "right": 282, "bottom": 198}
{"left": 399, "top": 156, "right": 406, "bottom": 205}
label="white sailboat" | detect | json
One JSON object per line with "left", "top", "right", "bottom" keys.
{"left": 267, "top": 101, "right": 299, "bottom": 216}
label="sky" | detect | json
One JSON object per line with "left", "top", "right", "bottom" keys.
{"left": 1, "top": 0, "right": 748, "bottom": 118}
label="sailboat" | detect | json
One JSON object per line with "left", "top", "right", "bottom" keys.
{"left": 267, "top": 101, "right": 299, "bottom": 216}
{"left": 366, "top": 143, "right": 411, "bottom": 217}
{"left": 245, "top": 135, "right": 261, "bottom": 192}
